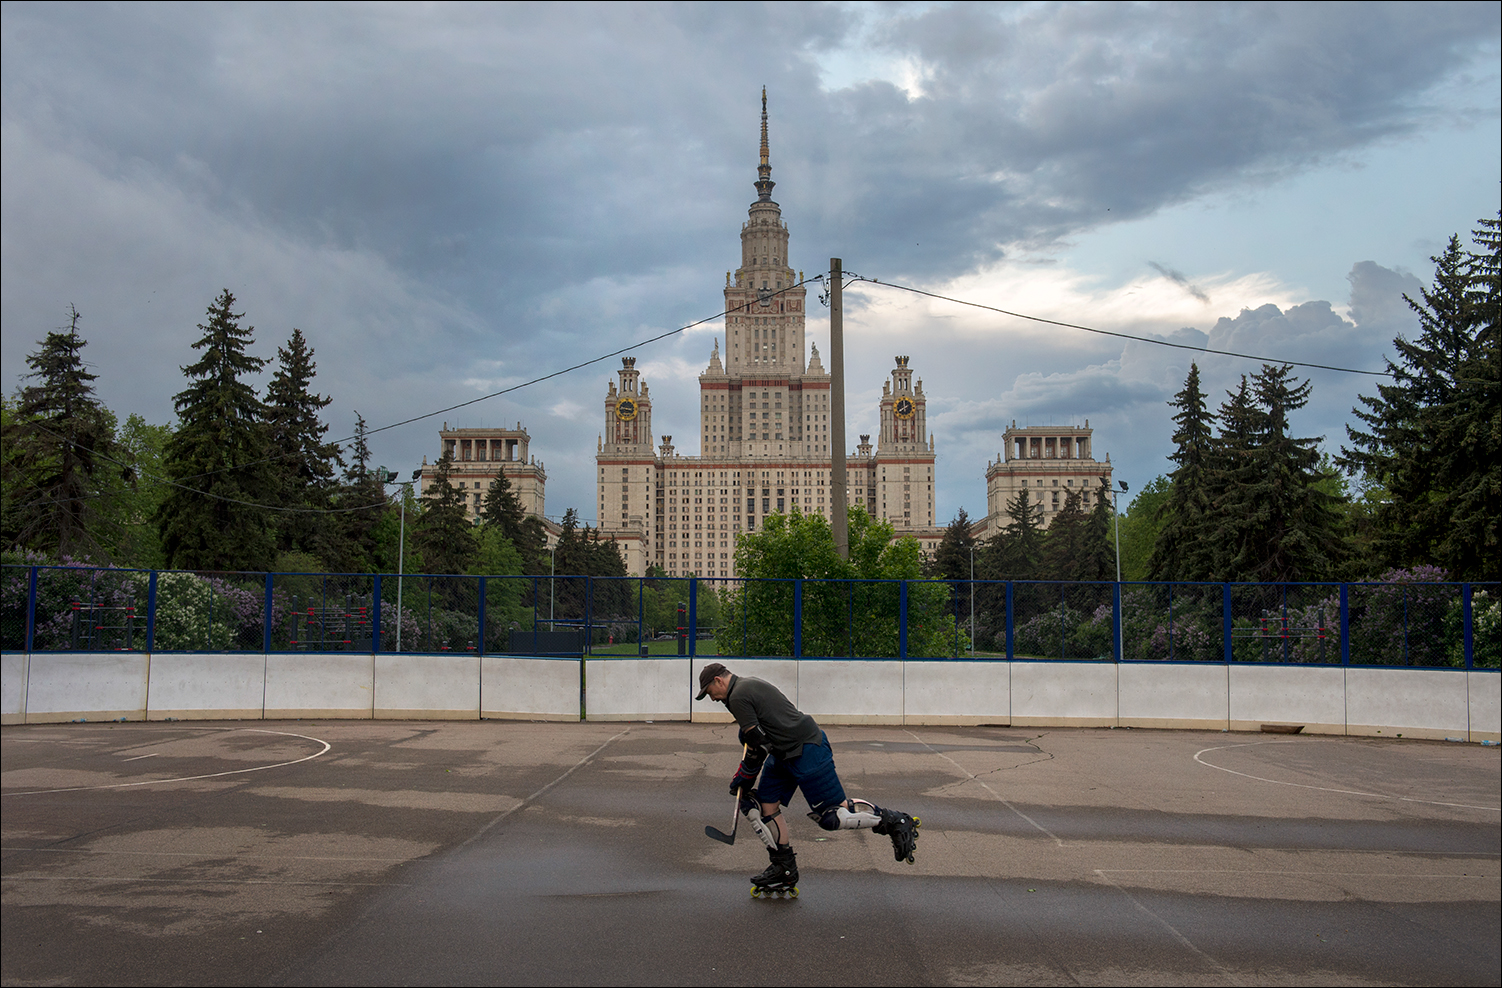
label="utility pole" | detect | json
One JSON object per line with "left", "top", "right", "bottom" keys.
{"left": 829, "top": 258, "right": 848, "bottom": 561}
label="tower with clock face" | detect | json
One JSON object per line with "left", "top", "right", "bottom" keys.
{"left": 879, "top": 356, "right": 927, "bottom": 452}
{"left": 595, "top": 356, "right": 657, "bottom": 575}
{"left": 871, "top": 355, "right": 937, "bottom": 531}
{"left": 604, "top": 357, "right": 651, "bottom": 449}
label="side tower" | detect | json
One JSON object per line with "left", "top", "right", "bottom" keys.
{"left": 872, "top": 356, "right": 937, "bottom": 531}
{"left": 984, "top": 420, "right": 1112, "bottom": 530}
{"left": 596, "top": 357, "right": 659, "bottom": 574}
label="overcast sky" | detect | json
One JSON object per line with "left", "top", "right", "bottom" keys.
{"left": 3, "top": 2, "right": 1499, "bottom": 530}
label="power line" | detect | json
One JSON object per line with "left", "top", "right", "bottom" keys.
{"left": 846, "top": 275, "right": 1390, "bottom": 377}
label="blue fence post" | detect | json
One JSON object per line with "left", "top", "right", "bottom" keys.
{"left": 145, "top": 570, "right": 158, "bottom": 652}
{"left": 638, "top": 577, "right": 645, "bottom": 653}
{"left": 24, "top": 566, "right": 38, "bottom": 653}
{"left": 688, "top": 577, "right": 697, "bottom": 659}
{"left": 1113, "top": 581, "right": 1122, "bottom": 663}
{"left": 584, "top": 576, "right": 593, "bottom": 657}
{"left": 1222, "top": 583, "right": 1233, "bottom": 664}
{"left": 1463, "top": 583, "right": 1473, "bottom": 670}
{"left": 1339, "top": 583, "right": 1350, "bottom": 666}
{"left": 1005, "top": 581, "right": 1014, "bottom": 660}
{"left": 371, "top": 575, "right": 382, "bottom": 653}
{"left": 899, "top": 580, "right": 909, "bottom": 660}
{"left": 477, "top": 577, "right": 487, "bottom": 657}
{"left": 793, "top": 579, "right": 802, "bottom": 659}
{"left": 263, "top": 573, "right": 274, "bottom": 653}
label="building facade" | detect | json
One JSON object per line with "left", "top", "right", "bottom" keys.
{"left": 419, "top": 423, "right": 548, "bottom": 525}
{"left": 978, "top": 421, "right": 1114, "bottom": 535}
{"left": 595, "top": 92, "right": 944, "bottom": 577}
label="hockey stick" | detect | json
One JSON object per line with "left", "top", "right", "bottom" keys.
{"left": 704, "top": 744, "right": 747, "bottom": 845}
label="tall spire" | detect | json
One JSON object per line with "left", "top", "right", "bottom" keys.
{"left": 755, "top": 86, "right": 776, "bottom": 202}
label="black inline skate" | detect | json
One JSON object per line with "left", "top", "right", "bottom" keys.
{"left": 750, "top": 845, "right": 799, "bottom": 898}
{"left": 873, "top": 807, "right": 921, "bottom": 863}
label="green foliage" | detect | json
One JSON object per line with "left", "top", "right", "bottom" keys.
{"left": 321, "top": 412, "right": 397, "bottom": 575}
{"left": 1341, "top": 216, "right": 1500, "bottom": 579}
{"left": 983, "top": 486, "right": 1043, "bottom": 580}
{"left": 415, "top": 451, "right": 476, "bottom": 574}
{"left": 715, "top": 506, "right": 967, "bottom": 658}
{"left": 264, "top": 328, "right": 341, "bottom": 557}
{"left": 93, "top": 413, "right": 172, "bottom": 569}
{"left": 1150, "top": 362, "right": 1217, "bottom": 581}
{"left": 928, "top": 507, "right": 977, "bottom": 581}
{"left": 3, "top": 306, "right": 118, "bottom": 561}
{"left": 156, "top": 291, "right": 277, "bottom": 571}
{"left": 1117, "top": 475, "right": 1170, "bottom": 581}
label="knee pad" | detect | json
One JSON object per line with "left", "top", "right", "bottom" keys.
{"left": 744, "top": 805, "right": 780, "bottom": 850}
{"left": 811, "top": 802, "right": 882, "bottom": 831}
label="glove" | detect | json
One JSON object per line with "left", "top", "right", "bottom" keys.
{"left": 729, "top": 764, "right": 757, "bottom": 796}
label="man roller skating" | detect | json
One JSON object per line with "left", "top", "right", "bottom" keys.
{"left": 697, "top": 662, "right": 920, "bottom": 897}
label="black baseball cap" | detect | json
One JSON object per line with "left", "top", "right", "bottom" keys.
{"left": 696, "top": 662, "right": 730, "bottom": 700}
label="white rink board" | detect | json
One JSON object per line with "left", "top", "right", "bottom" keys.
{"left": 901, "top": 660, "right": 1010, "bottom": 725}
{"left": 1229, "top": 664, "right": 1346, "bottom": 733}
{"left": 796, "top": 660, "right": 904, "bottom": 725}
{"left": 23, "top": 652, "right": 148, "bottom": 723}
{"left": 1119, "top": 662, "right": 1228, "bottom": 730}
{"left": 585, "top": 657, "right": 690, "bottom": 720}
{"left": 482, "top": 656, "right": 580, "bottom": 720}
{"left": 146, "top": 653, "right": 265, "bottom": 720}
{"left": 1011, "top": 661, "right": 1117, "bottom": 727}
{"left": 375, "top": 653, "right": 479, "bottom": 719}
{"left": 1466, "top": 670, "right": 1500, "bottom": 740}
{"left": 1346, "top": 667, "right": 1469, "bottom": 740}
{"left": 2, "top": 652, "right": 28, "bottom": 723}
{"left": 264, "top": 653, "right": 373, "bottom": 718}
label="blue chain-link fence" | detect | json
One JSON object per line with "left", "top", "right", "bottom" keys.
{"left": 2, "top": 565, "right": 1496, "bottom": 668}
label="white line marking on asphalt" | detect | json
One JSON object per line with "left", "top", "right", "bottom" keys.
{"left": 905, "top": 729, "right": 1065, "bottom": 847}
{"left": 121, "top": 753, "right": 158, "bottom": 762}
{"left": 1193, "top": 741, "right": 1501, "bottom": 812}
{"left": 1095, "top": 869, "right": 1241, "bottom": 985}
{"left": 460, "top": 727, "right": 632, "bottom": 847}
{"left": 2, "top": 729, "right": 333, "bottom": 796}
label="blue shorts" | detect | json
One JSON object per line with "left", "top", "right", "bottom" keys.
{"left": 756, "top": 731, "right": 847, "bottom": 814}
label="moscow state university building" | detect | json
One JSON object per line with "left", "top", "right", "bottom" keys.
{"left": 595, "top": 92, "right": 941, "bottom": 578}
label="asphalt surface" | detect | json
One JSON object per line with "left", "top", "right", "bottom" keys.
{"left": 2, "top": 721, "right": 1498, "bottom": 987}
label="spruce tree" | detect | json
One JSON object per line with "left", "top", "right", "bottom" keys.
{"left": 4, "top": 306, "right": 117, "bottom": 560}
{"left": 1212, "top": 367, "right": 1344, "bottom": 582}
{"left": 1040, "top": 490, "right": 1088, "bottom": 580}
{"left": 264, "top": 328, "right": 341, "bottom": 557}
{"left": 414, "top": 450, "right": 476, "bottom": 574}
{"left": 157, "top": 290, "right": 276, "bottom": 571}
{"left": 321, "top": 412, "right": 390, "bottom": 574}
{"left": 1082, "top": 475, "right": 1118, "bottom": 582}
{"left": 993, "top": 486, "right": 1043, "bottom": 579}
{"left": 1205, "top": 376, "right": 1261, "bottom": 582}
{"left": 1149, "top": 363, "right": 1217, "bottom": 581}
{"left": 930, "top": 507, "right": 977, "bottom": 582}
{"left": 1341, "top": 216, "right": 1500, "bottom": 579}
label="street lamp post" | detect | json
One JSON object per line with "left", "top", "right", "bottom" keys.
{"left": 1112, "top": 480, "right": 1129, "bottom": 584}
{"left": 547, "top": 543, "right": 558, "bottom": 631}
{"left": 969, "top": 542, "right": 976, "bottom": 653}
{"left": 381, "top": 468, "right": 422, "bottom": 653}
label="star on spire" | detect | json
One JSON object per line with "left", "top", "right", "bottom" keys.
{"left": 755, "top": 86, "right": 776, "bottom": 202}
